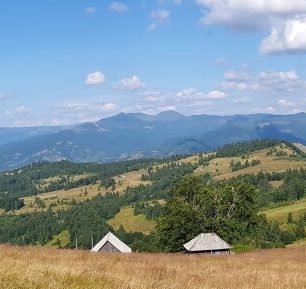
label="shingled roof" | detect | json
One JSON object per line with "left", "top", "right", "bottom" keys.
{"left": 183, "top": 233, "right": 232, "bottom": 252}
{"left": 91, "top": 232, "right": 132, "bottom": 253}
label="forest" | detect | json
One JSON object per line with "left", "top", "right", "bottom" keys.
{"left": 0, "top": 139, "right": 305, "bottom": 252}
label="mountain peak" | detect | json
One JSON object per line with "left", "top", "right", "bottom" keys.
{"left": 155, "top": 110, "right": 185, "bottom": 122}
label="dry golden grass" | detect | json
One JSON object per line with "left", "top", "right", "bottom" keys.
{"left": 0, "top": 245, "right": 305, "bottom": 289}
{"left": 293, "top": 143, "right": 306, "bottom": 154}
{"left": 17, "top": 169, "right": 150, "bottom": 215}
{"left": 194, "top": 147, "right": 306, "bottom": 181}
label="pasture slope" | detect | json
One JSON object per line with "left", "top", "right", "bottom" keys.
{"left": 0, "top": 245, "right": 305, "bottom": 289}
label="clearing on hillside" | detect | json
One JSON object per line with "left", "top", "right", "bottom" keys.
{"left": 107, "top": 207, "right": 156, "bottom": 234}
{"left": 263, "top": 198, "right": 306, "bottom": 223}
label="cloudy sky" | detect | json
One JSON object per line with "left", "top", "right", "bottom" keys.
{"left": 1, "top": 0, "right": 306, "bottom": 127}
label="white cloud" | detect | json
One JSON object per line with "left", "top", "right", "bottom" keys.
{"left": 266, "top": 106, "right": 276, "bottom": 113}
{"left": 109, "top": 2, "right": 129, "bottom": 13}
{"left": 221, "top": 69, "right": 304, "bottom": 93}
{"left": 114, "top": 75, "right": 146, "bottom": 90}
{"left": 197, "top": 0, "right": 306, "bottom": 29}
{"left": 221, "top": 71, "right": 258, "bottom": 91}
{"left": 260, "top": 15, "right": 306, "bottom": 54}
{"left": 206, "top": 90, "right": 226, "bottom": 100}
{"left": 278, "top": 99, "right": 297, "bottom": 108}
{"left": 258, "top": 70, "right": 301, "bottom": 92}
{"left": 5, "top": 106, "right": 32, "bottom": 116}
{"left": 102, "top": 103, "right": 118, "bottom": 112}
{"left": 85, "top": 71, "right": 106, "bottom": 86}
{"left": 176, "top": 88, "right": 226, "bottom": 100}
{"left": 177, "top": 88, "right": 206, "bottom": 100}
{"left": 148, "top": 9, "right": 170, "bottom": 30}
{"left": 146, "top": 96, "right": 158, "bottom": 103}
{"left": 197, "top": 0, "right": 306, "bottom": 54}
{"left": 84, "top": 7, "right": 97, "bottom": 14}
{"left": 151, "top": 9, "right": 170, "bottom": 21}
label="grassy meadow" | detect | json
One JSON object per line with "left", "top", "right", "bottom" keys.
{"left": 0, "top": 245, "right": 305, "bottom": 289}
{"left": 17, "top": 169, "right": 150, "bottom": 215}
{"left": 263, "top": 198, "right": 306, "bottom": 223}
{"left": 107, "top": 207, "right": 156, "bottom": 234}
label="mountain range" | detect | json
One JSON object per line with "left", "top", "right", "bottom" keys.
{"left": 1, "top": 110, "right": 306, "bottom": 171}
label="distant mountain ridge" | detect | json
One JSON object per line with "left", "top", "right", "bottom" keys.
{"left": 1, "top": 111, "right": 306, "bottom": 171}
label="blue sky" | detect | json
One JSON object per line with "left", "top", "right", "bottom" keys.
{"left": 1, "top": 0, "right": 306, "bottom": 126}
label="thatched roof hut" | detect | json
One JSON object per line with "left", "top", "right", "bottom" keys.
{"left": 183, "top": 233, "right": 232, "bottom": 255}
{"left": 91, "top": 232, "right": 132, "bottom": 253}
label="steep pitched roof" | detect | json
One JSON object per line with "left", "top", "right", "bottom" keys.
{"left": 91, "top": 232, "right": 132, "bottom": 253}
{"left": 183, "top": 233, "right": 232, "bottom": 252}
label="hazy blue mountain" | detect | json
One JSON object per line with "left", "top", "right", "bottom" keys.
{"left": 1, "top": 111, "right": 306, "bottom": 170}
{"left": 0, "top": 126, "right": 67, "bottom": 146}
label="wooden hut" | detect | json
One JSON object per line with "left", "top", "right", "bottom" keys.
{"left": 183, "top": 233, "right": 232, "bottom": 255}
{"left": 91, "top": 232, "right": 132, "bottom": 253}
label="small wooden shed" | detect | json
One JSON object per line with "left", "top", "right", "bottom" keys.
{"left": 91, "top": 232, "right": 132, "bottom": 253}
{"left": 183, "top": 233, "right": 232, "bottom": 255}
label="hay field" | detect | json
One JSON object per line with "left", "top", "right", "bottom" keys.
{"left": 194, "top": 147, "right": 306, "bottom": 180}
{"left": 17, "top": 169, "right": 150, "bottom": 215}
{"left": 0, "top": 245, "right": 305, "bottom": 289}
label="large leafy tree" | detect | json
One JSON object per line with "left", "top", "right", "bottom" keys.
{"left": 157, "top": 175, "right": 261, "bottom": 252}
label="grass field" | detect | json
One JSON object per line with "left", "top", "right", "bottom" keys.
{"left": 263, "top": 198, "right": 306, "bottom": 223}
{"left": 287, "top": 238, "right": 306, "bottom": 248}
{"left": 46, "top": 230, "right": 71, "bottom": 248}
{"left": 194, "top": 146, "right": 306, "bottom": 180}
{"left": 0, "top": 245, "right": 305, "bottom": 289}
{"left": 16, "top": 169, "right": 150, "bottom": 215}
{"left": 107, "top": 207, "right": 156, "bottom": 234}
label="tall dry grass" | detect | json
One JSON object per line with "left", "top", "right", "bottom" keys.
{"left": 0, "top": 245, "right": 305, "bottom": 289}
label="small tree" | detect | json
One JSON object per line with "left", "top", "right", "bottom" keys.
{"left": 287, "top": 212, "right": 293, "bottom": 223}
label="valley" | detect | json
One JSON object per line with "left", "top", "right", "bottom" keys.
{"left": 0, "top": 139, "right": 305, "bottom": 257}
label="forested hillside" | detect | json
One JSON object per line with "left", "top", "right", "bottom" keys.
{"left": 0, "top": 139, "right": 305, "bottom": 252}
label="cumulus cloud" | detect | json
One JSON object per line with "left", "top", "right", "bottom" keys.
{"left": 258, "top": 70, "right": 301, "bottom": 92}
{"left": 197, "top": 0, "right": 306, "bottom": 29}
{"left": 260, "top": 16, "right": 306, "bottom": 54}
{"left": 113, "top": 75, "right": 146, "bottom": 90}
{"left": 278, "top": 99, "right": 297, "bottom": 108}
{"left": 85, "top": 71, "right": 106, "bottom": 86}
{"left": 221, "top": 69, "right": 304, "bottom": 93}
{"left": 148, "top": 9, "right": 170, "bottom": 30}
{"left": 221, "top": 71, "right": 258, "bottom": 91}
{"left": 206, "top": 90, "right": 226, "bottom": 100}
{"left": 176, "top": 88, "right": 226, "bottom": 100}
{"left": 84, "top": 7, "right": 97, "bottom": 14}
{"left": 109, "top": 2, "right": 129, "bottom": 13}
{"left": 197, "top": 0, "right": 306, "bottom": 54}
